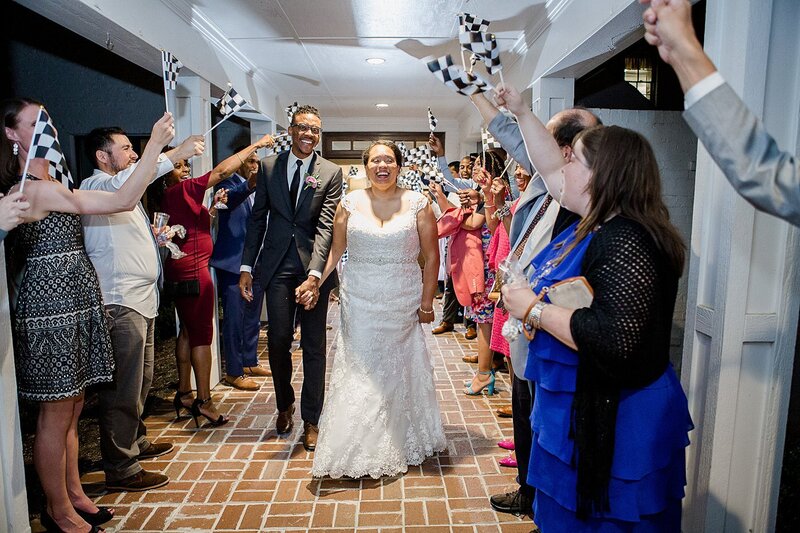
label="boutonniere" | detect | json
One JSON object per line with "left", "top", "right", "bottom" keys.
{"left": 303, "top": 172, "right": 320, "bottom": 190}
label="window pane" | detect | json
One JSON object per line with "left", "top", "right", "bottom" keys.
{"left": 352, "top": 140, "right": 371, "bottom": 150}
{"left": 332, "top": 141, "right": 351, "bottom": 151}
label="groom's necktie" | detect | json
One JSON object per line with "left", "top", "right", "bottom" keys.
{"left": 289, "top": 160, "right": 302, "bottom": 212}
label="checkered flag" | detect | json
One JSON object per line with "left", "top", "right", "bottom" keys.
{"left": 20, "top": 107, "right": 73, "bottom": 190}
{"left": 395, "top": 141, "right": 409, "bottom": 162}
{"left": 161, "top": 50, "right": 183, "bottom": 91}
{"left": 348, "top": 166, "right": 359, "bottom": 177}
{"left": 481, "top": 128, "right": 502, "bottom": 152}
{"left": 427, "top": 107, "right": 438, "bottom": 132}
{"left": 426, "top": 54, "right": 493, "bottom": 97}
{"left": 268, "top": 134, "right": 292, "bottom": 155}
{"left": 285, "top": 102, "right": 299, "bottom": 125}
{"left": 459, "top": 30, "right": 490, "bottom": 57}
{"left": 218, "top": 87, "right": 247, "bottom": 116}
{"left": 483, "top": 33, "right": 502, "bottom": 75}
{"left": 458, "top": 13, "right": 490, "bottom": 33}
{"left": 398, "top": 170, "right": 424, "bottom": 193}
{"left": 405, "top": 144, "right": 432, "bottom": 168}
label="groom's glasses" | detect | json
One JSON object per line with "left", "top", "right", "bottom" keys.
{"left": 291, "top": 123, "right": 322, "bottom": 135}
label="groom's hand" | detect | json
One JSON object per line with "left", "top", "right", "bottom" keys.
{"left": 295, "top": 276, "right": 320, "bottom": 310}
{"left": 239, "top": 272, "right": 254, "bottom": 302}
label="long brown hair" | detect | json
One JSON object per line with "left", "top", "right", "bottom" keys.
{"left": 569, "top": 125, "right": 685, "bottom": 274}
{"left": 0, "top": 98, "right": 44, "bottom": 192}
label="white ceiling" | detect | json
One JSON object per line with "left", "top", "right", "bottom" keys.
{"left": 191, "top": 0, "right": 544, "bottom": 121}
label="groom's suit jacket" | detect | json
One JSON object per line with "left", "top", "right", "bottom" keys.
{"left": 683, "top": 82, "right": 800, "bottom": 227}
{"left": 241, "top": 151, "right": 343, "bottom": 287}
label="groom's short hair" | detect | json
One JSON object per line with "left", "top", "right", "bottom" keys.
{"left": 291, "top": 104, "right": 320, "bottom": 125}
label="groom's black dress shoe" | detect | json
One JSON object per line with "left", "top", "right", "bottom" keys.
{"left": 276, "top": 404, "right": 295, "bottom": 434}
{"left": 303, "top": 422, "right": 319, "bottom": 451}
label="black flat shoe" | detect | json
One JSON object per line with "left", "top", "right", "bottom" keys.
{"left": 41, "top": 509, "right": 104, "bottom": 532}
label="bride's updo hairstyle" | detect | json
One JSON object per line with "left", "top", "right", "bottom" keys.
{"left": 362, "top": 140, "right": 404, "bottom": 168}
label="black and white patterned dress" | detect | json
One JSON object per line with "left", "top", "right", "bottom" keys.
{"left": 11, "top": 192, "right": 114, "bottom": 401}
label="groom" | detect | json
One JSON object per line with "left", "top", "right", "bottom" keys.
{"left": 240, "top": 104, "right": 342, "bottom": 450}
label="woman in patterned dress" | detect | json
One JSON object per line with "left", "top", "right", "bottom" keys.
{"left": 1, "top": 98, "right": 174, "bottom": 533}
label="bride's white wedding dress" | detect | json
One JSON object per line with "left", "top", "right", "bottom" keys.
{"left": 311, "top": 190, "right": 446, "bottom": 479}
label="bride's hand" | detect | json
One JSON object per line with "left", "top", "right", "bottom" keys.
{"left": 417, "top": 307, "right": 435, "bottom": 324}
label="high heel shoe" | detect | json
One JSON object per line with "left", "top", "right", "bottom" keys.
{"left": 173, "top": 390, "right": 193, "bottom": 419}
{"left": 465, "top": 370, "right": 495, "bottom": 396}
{"left": 74, "top": 505, "right": 114, "bottom": 526}
{"left": 190, "top": 398, "right": 229, "bottom": 428}
{"left": 41, "top": 509, "right": 104, "bottom": 532}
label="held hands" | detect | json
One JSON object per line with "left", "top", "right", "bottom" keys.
{"left": 295, "top": 276, "right": 320, "bottom": 311}
{"left": 417, "top": 306, "right": 435, "bottom": 324}
{"left": 213, "top": 188, "right": 228, "bottom": 206}
{"left": 0, "top": 191, "right": 30, "bottom": 231}
{"left": 428, "top": 133, "right": 444, "bottom": 157}
{"left": 239, "top": 271, "right": 254, "bottom": 302}
{"left": 150, "top": 113, "right": 176, "bottom": 149}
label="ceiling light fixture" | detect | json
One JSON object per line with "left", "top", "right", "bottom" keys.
{"left": 375, "top": 103, "right": 389, "bottom": 108}
{"left": 366, "top": 57, "right": 386, "bottom": 65}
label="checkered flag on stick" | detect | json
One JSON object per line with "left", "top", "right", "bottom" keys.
{"left": 398, "top": 170, "right": 424, "bottom": 193}
{"left": 285, "top": 102, "right": 299, "bottom": 125}
{"left": 483, "top": 33, "right": 503, "bottom": 76}
{"left": 458, "top": 13, "right": 490, "bottom": 33}
{"left": 427, "top": 107, "right": 438, "bottom": 132}
{"left": 481, "top": 128, "right": 502, "bottom": 152}
{"left": 218, "top": 86, "right": 247, "bottom": 116}
{"left": 395, "top": 141, "right": 409, "bottom": 162}
{"left": 425, "top": 54, "right": 493, "bottom": 97}
{"left": 459, "top": 30, "right": 489, "bottom": 57}
{"left": 268, "top": 133, "right": 292, "bottom": 155}
{"left": 405, "top": 144, "right": 432, "bottom": 168}
{"left": 19, "top": 107, "right": 73, "bottom": 192}
{"left": 348, "top": 166, "right": 359, "bottom": 177}
{"left": 161, "top": 50, "right": 182, "bottom": 114}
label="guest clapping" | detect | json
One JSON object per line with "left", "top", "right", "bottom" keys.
{"left": 498, "top": 85, "right": 692, "bottom": 530}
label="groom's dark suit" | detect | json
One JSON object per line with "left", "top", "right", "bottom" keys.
{"left": 241, "top": 149, "right": 342, "bottom": 426}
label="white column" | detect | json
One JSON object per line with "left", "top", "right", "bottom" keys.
{"left": 531, "top": 77, "right": 574, "bottom": 122}
{"left": 0, "top": 248, "right": 30, "bottom": 533}
{"left": 681, "top": 0, "right": 800, "bottom": 531}
{"left": 173, "top": 75, "right": 222, "bottom": 387}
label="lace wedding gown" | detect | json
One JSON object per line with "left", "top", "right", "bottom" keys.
{"left": 311, "top": 190, "right": 446, "bottom": 479}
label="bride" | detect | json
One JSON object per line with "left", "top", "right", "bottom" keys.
{"left": 306, "top": 140, "right": 446, "bottom": 478}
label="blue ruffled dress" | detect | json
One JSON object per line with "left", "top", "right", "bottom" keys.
{"left": 524, "top": 223, "right": 693, "bottom": 532}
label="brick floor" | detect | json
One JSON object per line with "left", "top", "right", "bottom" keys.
{"left": 84, "top": 299, "right": 536, "bottom": 532}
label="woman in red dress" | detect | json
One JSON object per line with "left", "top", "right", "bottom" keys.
{"left": 161, "top": 135, "right": 273, "bottom": 427}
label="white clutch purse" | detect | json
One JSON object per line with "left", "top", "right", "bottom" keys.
{"left": 542, "top": 276, "right": 594, "bottom": 309}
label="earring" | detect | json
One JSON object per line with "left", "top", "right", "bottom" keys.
{"left": 12, "top": 142, "right": 19, "bottom": 156}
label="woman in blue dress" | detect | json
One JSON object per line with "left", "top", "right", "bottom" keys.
{"left": 497, "top": 85, "right": 693, "bottom": 531}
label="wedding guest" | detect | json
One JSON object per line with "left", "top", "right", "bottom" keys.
{"left": 499, "top": 85, "right": 692, "bottom": 530}
{"left": 210, "top": 138, "right": 274, "bottom": 391}
{"left": 1, "top": 97, "right": 174, "bottom": 533}
{"left": 160, "top": 138, "right": 272, "bottom": 428}
{"left": 81, "top": 128, "right": 204, "bottom": 493}
{"left": 641, "top": 0, "right": 800, "bottom": 226}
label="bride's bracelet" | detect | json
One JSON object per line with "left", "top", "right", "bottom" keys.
{"left": 419, "top": 307, "right": 435, "bottom": 315}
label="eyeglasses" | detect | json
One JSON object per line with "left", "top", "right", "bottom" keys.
{"left": 291, "top": 123, "right": 322, "bottom": 135}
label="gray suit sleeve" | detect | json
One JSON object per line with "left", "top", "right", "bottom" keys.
{"left": 684, "top": 83, "right": 800, "bottom": 226}
{"left": 487, "top": 113, "right": 533, "bottom": 176}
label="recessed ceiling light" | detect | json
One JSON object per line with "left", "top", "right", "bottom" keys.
{"left": 375, "top": 103, "right": 389, "bottom": 108}
{"left": 366, "top": 57, "right": 385, "bottom": 65}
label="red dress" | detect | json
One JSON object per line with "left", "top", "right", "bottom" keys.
{"left": 162, "top": 171, "right": 214, "bottom": 347}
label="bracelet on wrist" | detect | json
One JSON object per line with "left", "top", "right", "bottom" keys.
{"left": 236, "top": 152, "right": 245, "bottom": 166}
{"left": 493, "top": 203, "right": 512, "bottom": 220}
{"left": 419, "top": 307, "right": 434, "bottom": 315}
